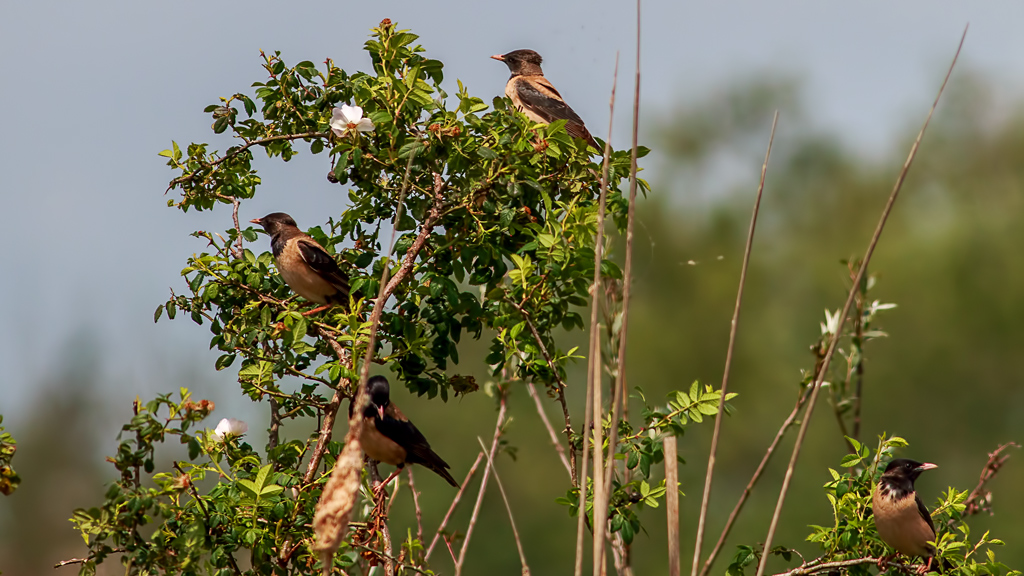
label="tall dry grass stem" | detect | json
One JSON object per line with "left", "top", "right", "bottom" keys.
{"left": 691, "top": 111, "right": 778, "bottom": 576}
{"left": 575, "top": 52, "right": 620, "bottom": 576}
{"left": 424, "top": 451, "right": 485, "bottom": 561}
{"left": 600, "top": 5, "right": 643, "bottom": 560}
{"left": 753, "top": 28, "right": 967, "bottom": 576}
{"left": 665, "top": 435, "right": 680, "bottom": 576}
{"left": 591, "top": 52, "right": 620, "bottom": 576}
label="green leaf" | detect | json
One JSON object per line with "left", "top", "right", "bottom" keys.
{"left": 839, "top": 453, "right": 863, "bottom": 467}
{"left": 398, "top": 139, "right": 424, "bottom": 159}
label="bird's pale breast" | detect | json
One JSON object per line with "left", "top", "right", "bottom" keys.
{"left": 359, "top": 417, "right": 407, "bottom": 466}
{"left": 276, "top": 243, "right": 335, "bottom": 304}
{"left": 872, "top": 485, "right": 935, "bottom": 557}
{"left": 506, "top": 78, "right": 548, "bottom": 125}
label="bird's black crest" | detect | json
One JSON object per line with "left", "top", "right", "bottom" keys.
{"left": 257, "top": 212, "right": 297, "bottom": 229}
{"left": 367, "top": 376, "right": 391, "bottom": 409}
{"left": 879, "top": 458, "right": 935, "bottom": 499}
{"left": 502, "top": 49, "right": 543, "bottom": 66}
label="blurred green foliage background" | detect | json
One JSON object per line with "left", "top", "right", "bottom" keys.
{"left": 2, "top": 73, "right": 1022, "bottom": 575}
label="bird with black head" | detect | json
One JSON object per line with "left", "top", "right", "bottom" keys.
{"left": 491, "top": 48, "right": 599, "bottom": 151}
{"left": 352, "top": 375, "right": 459, "bottom": 491}
{"left": 250, "top": 212, "right": 350, "bottom": 315}
{"left": 872, "top": 458, "right": 942, "bottom": 573}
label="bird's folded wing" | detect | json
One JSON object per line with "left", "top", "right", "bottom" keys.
{"left": 915, "top": 494, "right": 936, "bottom": 535}
{"left": 296, "top": 239, "right": 350, "bottom": 293}
{"left": 516, "top": 77, "right": 586, "bottom": 126}
{"left": 376, "top": 416, "right": 449, "bottom": 466}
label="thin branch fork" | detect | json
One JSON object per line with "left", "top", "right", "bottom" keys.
{"left": 963, "top": 441, "right": 1019, "bottom": 516}
{"left": 753, "top": 28, "right": 967, "bottom": 576}
{"left": 476, "top": 437, "right": 531, "bottom": 575}
{"left": 425, "top": 451, "right": 486, "bottom": 561}
{"left": 455, "top": 390, "right": 510, "bottom": 576}
{"left": 692, "top": 111, "right": 778, "bottom": 576}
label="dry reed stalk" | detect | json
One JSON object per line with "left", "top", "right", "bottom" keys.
{"left": 753, "top": 28, "right": 967, "bottom": 576}
{"left": 691, "top": 111, "right": 778, "bottom": 576}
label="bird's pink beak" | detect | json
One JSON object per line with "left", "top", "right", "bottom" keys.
{"left": 490, "top": 54, "right": 504, "bottom": 61}
{"left": 249, "top": 218, "right": 261, "bottom": 224}
{"left": 916, "top": 463, "right": 938, "bottom": 471}
{"left": 377, "top": 406, "right": 385, "bottom": 420}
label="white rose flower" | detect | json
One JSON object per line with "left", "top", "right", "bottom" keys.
{"left": 213, "top": 417, "right": 248, "bottom": 440}
{"left": 330, "top": 104, "right": 375, "bottom": 136}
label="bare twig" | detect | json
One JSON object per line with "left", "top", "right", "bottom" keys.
{"left": 527, "top": 381, "right": 573, "bottom": 476}
{"left": 591, "top": 52, "right": 620, "bottom": 576}
{"left": 425, "top": 451, "right": 485, "bottom": 560}
{"left": 55, "top": 551, "right": 126, "bottom": 569}
{"left": 665, "top": 435, "right": 680, "bottom": 576}
{"left": 753, "top": 28, "right": 966, "bottom": 576}
{"left": 509, "top": 298, "right": 575, "bottom": 483}
{"left": 963, "top": 442, "right": 1019, "bottom": 516}
{"left": 268, "top": 398, "right": 281, "bottom": 451}
{"left": 230, "top": 197, "right": 244, "bottom": 259}
{"left": 455, "top": 391, "right": 509, "bottom": 576}
{"left": 477, "top": 437, "right": 531, "bottom": 575}
{"left": 692, "top": 111, "right": 778, "bottom": 576}
{"left": 407, "top": 468, "right": 425, "bottom": 544}
{"left": 772, "top": 556, "right": 915, "bottom": 576}
{"left": 699, "top": 386, "right": 812, "bottom": 576}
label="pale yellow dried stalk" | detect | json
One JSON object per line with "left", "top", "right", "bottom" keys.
{"left": 313, "top": 430, "right": 365, "bottom": 576}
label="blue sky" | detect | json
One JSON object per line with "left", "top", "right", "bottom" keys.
{"left": 1, "top": 0, "right": 1022, "bottom": 417}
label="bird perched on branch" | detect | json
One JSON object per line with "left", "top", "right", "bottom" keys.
{"left": 491, "top": 49, "right": 599, "bottom": 151}
{"left": 353, "top": 375, "right": 459, "bottom": 489}
{"left": 250, "top": 212, "right": 350, "bottom": 315}
{"left": 872, "top": 458, "right": 942, "bottom": 573}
